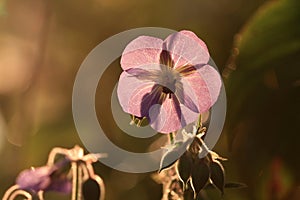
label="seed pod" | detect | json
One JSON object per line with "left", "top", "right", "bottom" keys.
{"left": 183, "top": 182, "right": 195, "bottom": 200}
{"left": 82, "top": 178, "right": 101, "bottom": 200}
{"left": 210, "top": 160, "right": 225, "bottom": 195}
{"left": 191, "top": 158, "right": 210, "bottom": 198}
{"left": 177, "top": 151, "right": 193, "bottom": 187}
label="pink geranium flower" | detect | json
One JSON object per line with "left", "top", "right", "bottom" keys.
{"left": 117, "top": 30, "right": 221, "bottom": 133}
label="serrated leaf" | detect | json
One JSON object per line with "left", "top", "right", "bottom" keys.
{"left": 177, "top": 151, "right": 193, "bottom": 187}
{"left": 210, "top": 161, "right": 225, "bottom": 194}
{"left": 191, "top": 158, "right": 210, "bottom": 198}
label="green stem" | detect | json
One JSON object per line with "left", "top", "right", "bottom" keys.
{"left": 197, "top": 114, "right": 202, "bottom": 129}
{"left": 169, "top": 132, "right": 175, "bottom": 145}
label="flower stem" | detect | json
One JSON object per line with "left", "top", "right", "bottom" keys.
{"left": 77, "top": 164, "right": 83, "bottom": 200}
{"left": 2, "top": 185, "right": 33, "bottom": 200}
{"left": 37, "top": 191, "right": 44, "bottom": 200}
{"left": 169, "top": 132, "right": 175, "bottom": 145}
{"left": 197, "top": 114, "right": 202, "bottom": 129}
{"left": 71, "top": 161, "right": 83, "bottom": 200}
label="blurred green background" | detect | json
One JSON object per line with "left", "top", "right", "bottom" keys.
{"left": 0, "top": 0, "right": 299, "bottom": 199}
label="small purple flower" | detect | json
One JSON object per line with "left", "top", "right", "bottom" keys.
{"left": 117, "top": 30, "right": 221, "bottom": 133}
{"left": 16, "top": 166, "right": 52, "bottom": 193}
{"left": 16, "top": 162, "right": 71, "bottom": 194}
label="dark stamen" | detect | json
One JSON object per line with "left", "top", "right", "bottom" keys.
{"left": 162, "top": 87, "right": 173, "bottom": 99}
{"left": 160, "top": 50, "right": 174, "bottom": 68}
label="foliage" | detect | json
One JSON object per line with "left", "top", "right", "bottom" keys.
{"left": 224, "top": 0, "right": 300, "bottom": 198}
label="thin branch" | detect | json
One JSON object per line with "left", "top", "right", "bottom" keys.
{"left": 71, "top": 161, "right": 78, "bottom": 200}
{"left": 2, "top": 185, "right": 32, "bottom": 200}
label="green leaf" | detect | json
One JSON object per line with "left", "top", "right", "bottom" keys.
{"left": 191, "top": 158, "right": 210, "bottom": 198}
{"left": 210, "top": 161, "right": 225, "bottom": 195}
{"left": 225, "top": 0, "right": 300, "bottom": 109}
{"left": 227, "top": 0, "right": 300, "bottom": 72}
{"left": 224, "top": 0, "right": 300, "bottom": 153}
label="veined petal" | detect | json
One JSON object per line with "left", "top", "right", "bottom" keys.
{"left": 125, "top": 67, "right": 161, "bottom": 82}
{"left": 148, "top": 95, "right": 182, "bottom": 133}
{"left": 148, "top": 95, "right": 199, "bottom": 133}
{"left": 117, "top": 71, "right": 156, "bottom": 117}
{"left": 163, "top": 31, "right": 210, "bottom": 69}
{"left": 195, "top": 64, "right": 222, "bottom": 105}
{"left": 148, "top": 94, "right": 198, "bottom": 133}
{"left": 179, "top": 30, "right": 209, "bottom": 53}
{"left": 180, "top": 104, "right": 199, "bottom": 126}
{"left": 183, "top": 65, "right": 221, "bottom": 112}
{"left": 121, "top": 36, "right": 163, "bottom": 70}
{"left": 127, "top": 84, "right": 163, "bottom": 117}
{"left": 117, "top": 63, "right": 163, "bottom": 117}
{"left": 174, "top": 78, "right": 199, "bottom": 113}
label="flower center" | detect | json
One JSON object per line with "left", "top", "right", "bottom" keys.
{"left": 157, "top": 65, "right": 181, "bottom": 96}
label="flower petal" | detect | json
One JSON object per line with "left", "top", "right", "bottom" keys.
{"left": 163, "top": 31, "right": 210, "bottom": 68}
{"left": 183, "top": 65, "right": 222, "bottom": 112}
{"left": 174, "top": 77, "right": 199, "bottom": 113}
{"left": 179, "top": 30, "right": 209, "bottom": 53}
{"left": 117, "top": 65, "right": 162, "bottom": 117}
{"left": 128, "top": 84, "right": 163, "bottom": 117}
{"left": 148, "top": 95, "right": 198, "bottom": 133}
{"left": 121, "top": 36, "right": 163, "bottom": 70}
{"left": 16, "top": 166, "right": 52, "bottom": 192}
{"left": 148, "top": 95, "right": 180, "bottom": 133}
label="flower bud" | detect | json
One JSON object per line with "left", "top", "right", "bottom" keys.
{"left": 16, "top": 166, "right": 52, "bottom": 192}
{"left": 190, "top": 158, "right": 209, "bottom": 198}
{"left": 83, "top": 178, "right": 101, "bottom": 200}
{"left": 210, "top": 160, "right": 225, "bottom": 195}
{"left": 177, "top": 151, "right": 193, "bottom": 188}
